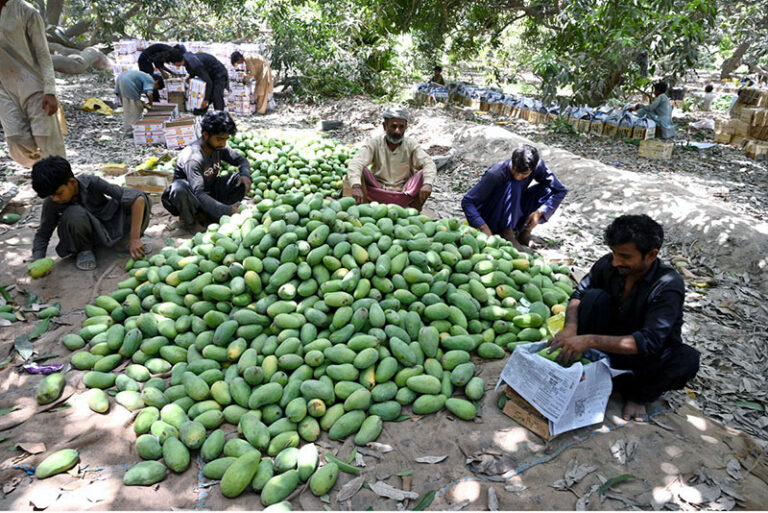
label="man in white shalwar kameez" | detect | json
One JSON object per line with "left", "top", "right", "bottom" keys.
{"left": 0, "top": 0, "right": 66, "bottom": 167}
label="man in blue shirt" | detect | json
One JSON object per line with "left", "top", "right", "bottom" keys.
{"left": 114, "top": 69, "right": 163, "bottom": 136}
{"left": 461, "top": 144, "right": 567, "bottom": 247}
{"left": 547, "top": 215, "right": 700, "bottom": 421}
{"left": 630, "top": 81, "right": 675, "bottom": 139}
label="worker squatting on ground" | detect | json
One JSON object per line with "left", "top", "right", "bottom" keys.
{"left": 630, "top": 81, "right": 676, "bottom": 139}
{"left": 461, "top": 144, "right": 567, "bottom": 248}
{"left": 168, "top": 47, "right": 229, "bottom": 115}
{"left": 114, "top": 70, "right": 164, "bottom": 137}
{"left": 343, "top": 106, "right": 436, "bottom": 211}
{"left": 162, "top": 111, "right": 252, "bottom": 232}
{"left": 547, "top": 214, "right": 700, "bottom": 421}
{"left": 230, "top": 51, "right": 274, "bottom": 115}
{"left": 30, "top": 156, "right": 151, "bottom": 271}
{"left": 0, "top": 0, "right": 66, "bottom": 168}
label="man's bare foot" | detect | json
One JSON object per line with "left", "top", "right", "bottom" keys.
{"left": 622, "top": 400, "right": 648, "bottom": 421}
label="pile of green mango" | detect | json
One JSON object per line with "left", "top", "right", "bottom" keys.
{"left": 60, "top": 191, "right": 574, "bottom": 504}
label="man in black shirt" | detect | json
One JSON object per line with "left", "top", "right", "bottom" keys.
{"left": 161, "top": 111, "right": 251, "bottom": 231}
{"left": 137, "top": 43, "right": 179, "bottom": 101}
{"left": 547, "top": 214, "right": 699, "bottom": 421}
{"left": 168, "top": 48, "right": 229, "bottom": 115}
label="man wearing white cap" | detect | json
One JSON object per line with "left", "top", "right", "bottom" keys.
{"left": 344, "top": 106, "right": 436, "bottom": 211}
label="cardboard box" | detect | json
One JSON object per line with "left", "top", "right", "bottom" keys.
{"left": 576, "top": 119, "right": 592, "bottom": 133}
{"left": 638, "top": 139, "right": 674, "bottom": 159}
{"left": 589, "top": 120, "right": 605, "bottom": 135}
{"left": 133, "top": 119, "right": 165, "bottom": 133}
{"left": 114, "top": 40, "right": 138, "bottom": 54}
{"left": 503, "top": 386, "right": 553, "bottom": 441}
{"left": 115, "top": 53, "right": 137, "bottom": 65}
{"left": 166, "top": 79, "right": 185, "bottom": 93}
{"left": 496, "top": 342, "right": 621, "bottom": 440}
{"left": 133, "top": 132, "right": 165, "bottom": 146}
{"left": 632, "top": 125, "right": 655, "bottom": 140}
{"left": 616, "top": 126, "right": 633, "bottom": 139}
{"left": 714, "top": 131, "right": 732, "bottom": 144}
{"left": 101, "top": 163, "right": 128, "bottom": 176}
{"left": 149, "top": 102, "right": 179, "bottom": 118}
{"left": 603, "top": 123, "right": 619, "bottom": 138}
{"left": 730, "top": 135, "right": 748, "bottom": 148}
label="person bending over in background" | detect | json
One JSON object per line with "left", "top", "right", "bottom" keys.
{"left": 461, "top": 144, "right": 567, "bottom": 248}
{"left": 230, "top": 51, "right": 274, "bottom": 115}
{"left": 343, "top": 106, "right": 436, "bottom": 211}
{"left": 31, "top": 156, "right": 150, "bottom": 271}
{"left": 162, "top": 111, "right": 251, "bottom": 232}
{"left": 168, "top": 47, "right": 229, "bottom": 115}
{"left": 630, "top": 81, "right": 676, "bottom": 139}
{"left": 114, "top": 69, "right": 164, "bottom": 136}
{"left": 547, "top": 214, "right": 700, "bottom": 421}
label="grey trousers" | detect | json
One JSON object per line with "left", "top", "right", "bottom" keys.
{"left": 55, "top": 203, "right": 150, "bottom": 257}
{"left": 161, "top": 176, "right": 246, "bottom": 225}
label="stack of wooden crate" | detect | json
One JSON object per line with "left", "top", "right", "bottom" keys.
{"left": 715, "top": 88, "right": 768, "bottom": 160}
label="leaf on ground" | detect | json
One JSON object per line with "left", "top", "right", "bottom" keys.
{"left": 412, "top": 490, "right": 435, "bottom": 511}
{"left": 576, "top": 484, "right": 599, "bottom": 511}
{"left": 726, "top": 459, "right": 742, "bottom": 481}
{"left": 563, "top": 458, "right": 598, "bottom": 486}
{"left": 23, "top": 288, "right": 39, "bottom": 308}
{"left": 415, "top": 455, "right": 447, "bottom": 464}
{"left": 0, "top": 406, "right": 20, "bottom": 417}
{"left": 29, "top": 318, "right": 50, "bottom": 341}
{"left": 369, "top": 481, "right": 419, "bottom": 501}
{"left": 396, "top": 470, "right": 413, "bottom": 477}
{"left": 348, "top": 447, "right": 357, "bottom": 464}
{"left": 599, "top": 474, "right": 635, "bottom": 496}
{"left": 14, "top": 334, "right": 34, "bottom": 361}
{"left": 0, "top": 319, "right": 12, "bottom": 327}
{"left": 732, "top": 401, "right": 763, "bottom": 412}
{"left": 367, "top": 442, "right": 393, "bottom": 453}
{"left": 336, "top": 476, "right": 364, "bottom": 502}
{"left": 17, "top": 442, "right": 45, "bottom": 454}
{"left": 0, "top": 355, "right": 13, "bottom": 369}
{"left": 504, "top": 485, "right": 527, "bottom": 493}
{"left": 0, "top": 285, "right": 11, "bottom": 301}
{"left": 488, "top": 486, "right": 499, "bottom": 511}
{"left": 446, "top": 499, "right": 470, "bottom": 511}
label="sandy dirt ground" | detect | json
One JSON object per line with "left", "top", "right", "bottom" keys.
{"left": 0, "top": 72, "right": 767, "bottom": 510}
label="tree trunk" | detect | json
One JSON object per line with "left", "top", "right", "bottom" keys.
{"left": 720, "top": 40, "right": 751, "bottom": 80}
{"left": 45, "top": 0, "right": 64, "bottom": 26}
{"left": 64, "top": 19, "right": 92, "bottom": 38}
{"left": 49, "top": 43, "right": 112, "bottom": 74}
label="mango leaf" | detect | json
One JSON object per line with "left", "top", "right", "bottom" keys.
{"left": 29, "top": 319, "right": 50, "bottom": 341}
{"left": 0, "top": 285, "right": 11, "bottom": 301}
{"left": 14, "top": 334, "right": 34, "bottom": 360}
{"left": 413, "top": 490, "right": 436, "bottom": 511}
{"left": 23, "top": 288, "right": 38, "bottom": 308}
{"left": 733, "top": 401, "right": 764, "bottom": 412}
{"left": 599, "top": 474, "right": 635, "bottom": 496}
{"left": 0, "top": 406, "right": 19, "bottom": 417}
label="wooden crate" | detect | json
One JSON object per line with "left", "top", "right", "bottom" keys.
{"left": 632, "top": 126, "right": 655, "bottom": 140}
{"left": 714, "top": 131, "right": 733, "bottom": 144}
{"left": 590, "top": 121, "right": 605, "bottom": 135}
{"left": 638, "top": 139, "right": 674, "bottom": 159}
{"left": 125, "top": 171, "right": 171, "bottom": 194}
{"left": 603, "top": 123, "right": 619, "bottom": 138}
{"left": 616, "top": 126, "right": 633, "bottom": 139}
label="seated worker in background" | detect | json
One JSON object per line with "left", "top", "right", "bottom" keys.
{"left": 630, "top": 81, "right": 675, "bottom": 139}
{"left": 430, "top": 65, "right": 445, "bottom": 85}
{"left": 461, "top": 144, "right": 567, "bottom": 247}
{"left": 168, "top": 48, "right": 229, "bottom": 115}
{"left": 162, "top": 111, "right": 251, "bottom": 231}
{"left": 31, "top": 156, "right": 150, "bottom": 271}
{"left": 343, "top": 106, "right": 436, "bottom": 211}
{"left": 114, "top": 70, "right": 164, "bottom": 137}
{"left": 700, "top": 84, "right": 716, "bottom": 111}
{"left": 230, "top": 51, "right": 274, "bottom": 115}
{"left": 547, "top": 214, "right": 700, "bottom": 422}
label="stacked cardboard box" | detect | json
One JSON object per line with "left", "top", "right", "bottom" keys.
{"left": 716, "top": 87, "right": 768, "bottom": 160}
{"left": 132, "top": 118, "right": 166, "bottom": 146}
{"left": 163, "top": 117, "right": 199, "bottom": 150}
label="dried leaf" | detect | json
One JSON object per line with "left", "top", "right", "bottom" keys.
{"left": 0, "top": 319, "right": 12, "bottom": 327}
{"left": 563, "top": 458, "right": 597, "bottom": 487}
{"left": 23, "top": 288, "right": 39, "bottom": 308}
{"left": 710, "top": 496, "right": 736, "bottom": 511}
{"left": 678, "top": 483, "right": 721, "bottom": 504}
{"left": 415, "top": 455, "right": 448, "bottom": 464}
{"left": 355, "top": 452, "right": 366, "bottom": 468}
{"left": 348, "top": 447, "right": 358, "bottom": 463}
{"left": 550, "top": 479, "right": 568, "bottom": 491}
{"left": 610, "top": 439, "right": 627, "bottom": 465}
{"left": 336, "top": 476, "right": 364, "bottom": 502}
{"left": 367, "top": 442, "right": 393, "bottom": 453}
{"left": 599, "top": 474, "right": 635, "bottom": 496}
{"left": 446, "top": 499, "right": 470, "bottom": 511}
{"left": 488, "top": 486, "right": 499, "bottom": 511}
{"left": 17, "top": 442, "right": 45, "bottom": 454}
{"left": 413, "top": 490, "right": 435, "bottom": 511}
{"left": 504, "top": 485, "right": 527, "bottom": 493}
{"left": 369, "top": 481, "right": 419, "bottom": 501}
{"left": 726, "top": 459, "right": 742, "bottom": 481}
{"left": 576, "top": 484, "right": 599, "bottom": 510}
